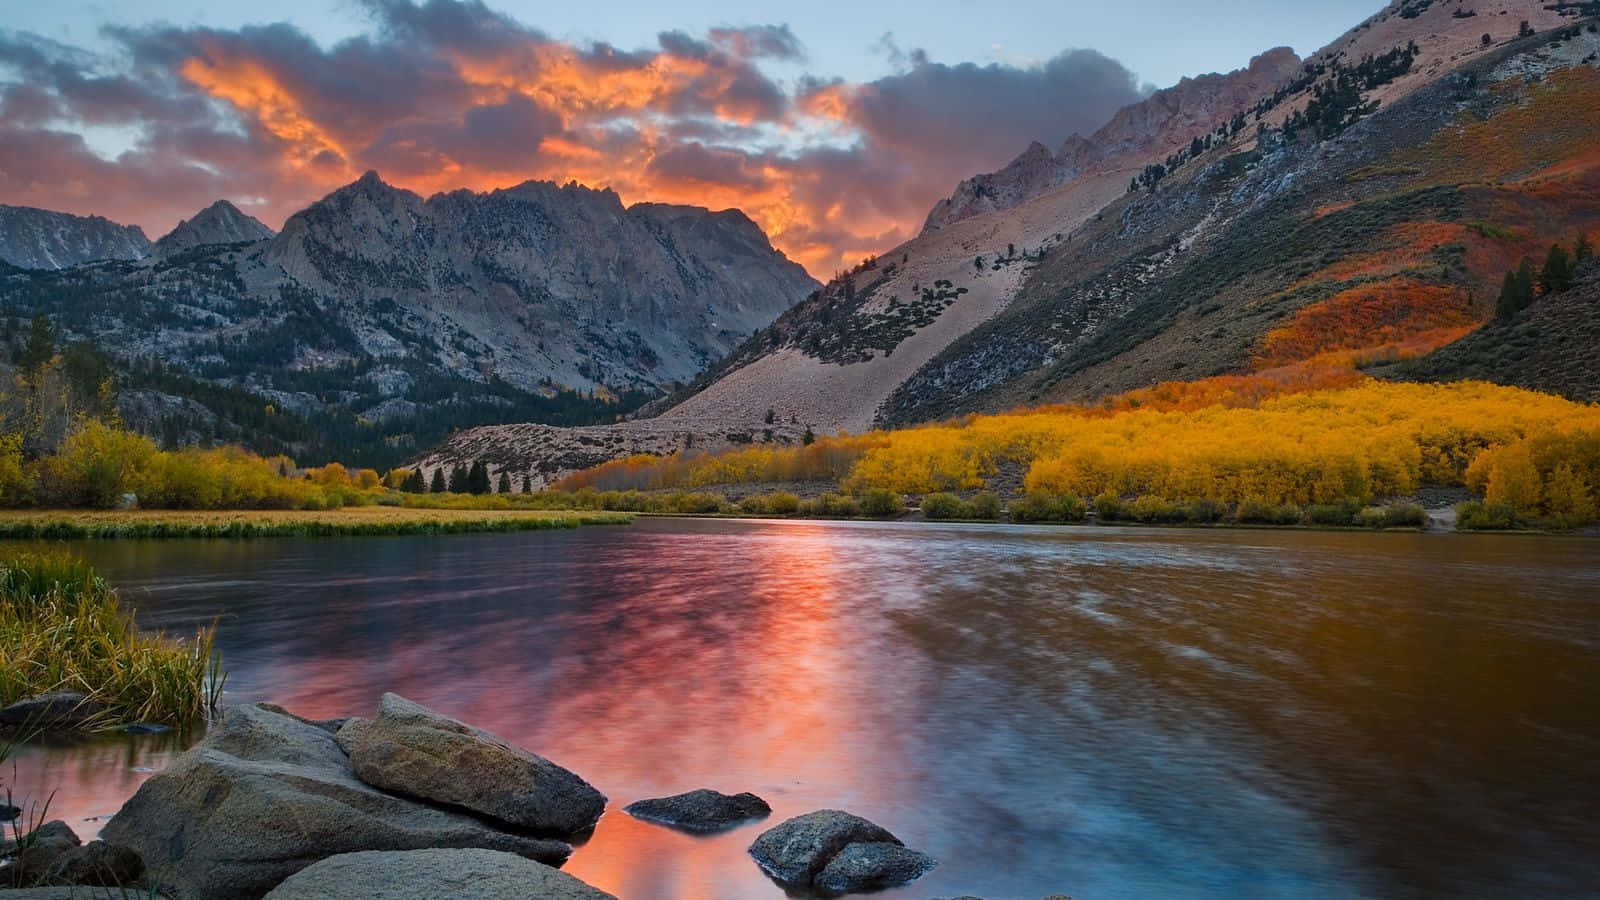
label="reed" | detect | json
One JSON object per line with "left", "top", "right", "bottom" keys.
{"left": 0, "top": 553, "right": 222, "bottom": 727}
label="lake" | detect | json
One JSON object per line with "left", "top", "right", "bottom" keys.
{"left": 6, "top": 518, "right": 1599, "bottom": 898}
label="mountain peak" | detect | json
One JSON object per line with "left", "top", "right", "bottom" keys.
{"left": 0, "top": 204, "right": 151, "bottom": 269}
{"left": 154, "top": 199, "right": 274, "bottom": 257}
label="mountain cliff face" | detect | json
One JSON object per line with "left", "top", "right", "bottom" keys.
{"left": 0, "top": 174, "right": 816, "bottom": 466}
{"left": 921, "top": 48, "right": 1304, "bottom": 233}
{"left": 265, "top": 173, "right": 815, "bottom": 391}
{"left": 0, "top": 205, "right": 151, "bottom": 269}
{"left": 154, "top": 200, "right": 274, "bottom": 257}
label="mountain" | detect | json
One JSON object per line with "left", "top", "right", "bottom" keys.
{"left": 0, "top": 173, "right": 816, "bottom": 467}
{"left": 0, "top": 205, "right": 150, "bottom": 269}
{"left": 154, "top": 200, "right": 274, "bottom": 257}
{"left": 922, "top": 47, "right": 1304, "bottom": 233}
{"left": 426, "top": 1, "right": 1600, "bottom": 488}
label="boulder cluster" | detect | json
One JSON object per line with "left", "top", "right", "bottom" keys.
{"left": 0, "top": 692, "right": 941, "bottom": 898}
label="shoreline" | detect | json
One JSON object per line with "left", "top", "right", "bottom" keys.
{"left": 0, "top": 508, "right": 633, "bottom": 540}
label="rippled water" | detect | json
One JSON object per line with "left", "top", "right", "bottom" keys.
{"left": 6, "top": 519, "right": 1599, "bottom": 898}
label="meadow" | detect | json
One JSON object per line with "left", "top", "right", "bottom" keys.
{"left": 0, "top": 507, "right": 631, "bottom": 540}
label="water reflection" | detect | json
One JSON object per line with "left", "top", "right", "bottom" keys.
{"left": 5, "top": 521, "right": 1598, "bottom": 898}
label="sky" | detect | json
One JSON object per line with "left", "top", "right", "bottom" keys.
{"left": 0, "top": 0, "right": 1380, "bottom": 275}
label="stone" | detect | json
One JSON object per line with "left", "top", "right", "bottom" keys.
{"left": 335, "top": 693, "right": 606, "bottom": 837}
{"left": 623, "top": 789, "right": 771, "bottom": 833}
{"left": 0, "top": 693, "right": 107, "bottom": 729}
{"left": 3, "top": 822, "right": 80, "bottom": 888}
{"left": 747, "top": 809, "right": 901, "bottom": 890}
{"left": 814, "top": 841, "right": 938, "bottom": 894}
{"left": 261, "top": 848, "right": 616, "bottom": 900}
{"left": 100, "top": 703, "right": 571, "bottom": 900}
{"left": 0, "top": 805, "right": 17, "bottom": 821}
{"left": 120, "top": 723, "right": 170, "bottom": 735}
{"left": 40, "top": 840, "right": 144, "bottom": 887}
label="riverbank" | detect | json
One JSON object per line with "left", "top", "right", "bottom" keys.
{"left": 0, "top": 507, "right": 633, "bottom": 540}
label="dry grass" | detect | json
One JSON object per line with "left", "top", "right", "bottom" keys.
{"left": 0, "top": 507, "right": 632, "bottom": 540}
{"left": 1, "top": 553, "right": 221, "bottom": 728}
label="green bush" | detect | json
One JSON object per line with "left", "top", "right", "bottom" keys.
{"left": 765, "top": 492, "right": 801, "bottom": 515}
{"left": 1179, "top": 498, "right": 1227, "bottom": 523}
{"left": 738, "top": 495, "right": 768, "bottom": 515}
{"left": 1236, "top": 501, "right": 1303, "bottom": 525}
{"left": 1008, "top": 494, "right": 1087, "bottom": 523}
{"left": 858, "top": 489, "right": 904, "bottom": 518}
{"left": 967, "top": 492, "right": 1002, "bottom": 520}
{"left": 1456, "top": 501, "right": 1520, "bottom": 530}
{"left": 921, "top": 493, "right": 968, "bottom": 520}
{"left": 1129, "top": 495, "right": 1181, "bottom": 524}
{"left": 1306, "top": 498, "right": 1363, "bottom": 526}
{"left": 1093, "top": 492, "right": 1126, "bottom": 522}
{"left": 810, "top": 493, "right": 861, "bottom": 518}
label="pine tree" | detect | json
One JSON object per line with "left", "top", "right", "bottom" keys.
{"left": 448, "top": 464, "right": 469, "bottom": 493}
{"left": 521, "top": 474, "right": 532, "bottom": 494}
{"left": 497, "top": 471, "right": 511, "bottom": 494}
{"left": 1496, "top": 271, "right": 1522, "bottom": 319}
{"left": 1515, "top": 257, "right": 1537, "bottom": 307}
{"left": 1540, "top": 244, "right": 1575, "bottom": 294}
{"left": 1575, "top": 233, "right": 1594, "bottom": 263}
{"left": 18, "top": 314, "right": 55, "bottom": 372}
{"left": 467, "top": 460, "right": 490, "bottom": 494}
{"left": 429, "top": 468, "right": 446, "bottom": 493}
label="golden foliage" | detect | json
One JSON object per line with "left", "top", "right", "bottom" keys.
{"left": 1255, "top": 278, "right": 1478, "bottom": 367}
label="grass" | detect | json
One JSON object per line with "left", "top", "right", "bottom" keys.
{"left": 1, "top": 553, "right": 222, "bottom": 728}
{"left": 0, "top": 507, "right": 633, "bottom": 540}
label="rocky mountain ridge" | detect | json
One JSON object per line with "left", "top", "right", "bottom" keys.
{"left": 0, "top": 204, "right": 151, "bottom": 270}
{"left": 0, "top": 173, "right": 816, "bottom": 467}
{"left": 154, "top": 200, "right": 275, "bottom": 257}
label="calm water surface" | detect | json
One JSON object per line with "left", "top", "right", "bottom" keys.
{"left": 7, "top": 519, "right": 1599, "bottom": 899}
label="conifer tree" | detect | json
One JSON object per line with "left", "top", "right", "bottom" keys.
{"left": 1515, "top": 257, "right": 1537, "bottom": 307}
{"left": 497, "top": 471, "right": 511, "bottom": 494}
{"left": 1496, "top": 271, "right": 1522, "bottom": 319}
{"left": 1574, "top": 233, "right": 1593, "bottom": 263}
{"left": 429, "top": 468, "right": 446, "bottom": 493}
{"left": 467, "top": 460, "right": 490, "bottom": 494}
{"left": 1540, "top": 244, "right": 1575, "bottom": 294}
{"left": 448, "top": 463, "right": 469, "bottom": 493}
{"left": 521, "top": 474, "right": 532, "bottom": 493}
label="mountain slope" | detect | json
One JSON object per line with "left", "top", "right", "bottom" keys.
{"left": 882, "top": 20, "right": 1600, "bottom": 422}
{"left": 0, "top": 174, "right": 816, "bottom": 467}
{"left": 0, "top": 205, "right": 151, "bottom": 269}
{"left": 154, "top": 200, "right": 274, "bottom": 257}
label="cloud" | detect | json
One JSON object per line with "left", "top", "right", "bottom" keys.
{"left": 0, "top": 0, "right": 1148, "bottom": 275}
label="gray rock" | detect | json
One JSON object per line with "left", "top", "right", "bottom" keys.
{"left": 814, "top": 841, "right": 938, "bottom": 894}
{"left": 262, "top": 848, "right": 615, "bottom": 900}
{"left": 0, "top": 804, "right": 17, "bottom": 821}
{"left": 3, "top": 822, "right": 80, "bottom": 888}
{"left": 623, "top": 789, "right": 770, "bottom": 833}
{"left": 747, "top": 809, "right": 901, "bottom": 890}
{"left": 335, "top": 693, "right": 605, "bottom": 837}
{"left": 0, "top": 890, "right": 167, "bottom": 899}
{"left": 40, "top": 840, "right": 144, "bottom": 887}
{"left": 0, "top": 692, "right": 107, "bottom": 729}
{"left": 100, "top": 703, "right": 571, "bottom": 900}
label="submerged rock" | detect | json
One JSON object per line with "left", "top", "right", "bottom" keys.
{"left": 262, "top": 848, "right": 616, "bottom": 900}
{"left": 119, "top": 723, "right": 170, "bottom": 735}
{"left": 814, "top": 841, "right": 938, "bottom": 894}
{"left": 623, "top": 789, "right": 771, "bottom": 833}
{"left": 335, "top": 693, "right": 606, "bottom": 837}
{"left": 100, "top": 703, "right": 571, "bottom": 900}
{"left": 749, "top": 809, "right": 934, "bottom": 893}
{"left": 0, "top": 692, "right": 106, "bottom": 729}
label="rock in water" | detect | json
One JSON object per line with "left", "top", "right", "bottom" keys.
{"left": 623, "top": 789, "right": 771, "bottom": 833}
{"left": 0, "top": 692, "right": 106, "bottom": 729}
{"left": 335, "top": 693, "right": 606, "bottom": 837}
{"left": 749, "top": 809, "right": 919, "bottom": 890}
{"left": 262, "top": 848, "right": 616, "bottom": 900}
{"left": 814, "top": 841, "right": 938, "bottom": 894}
{"left": 100, "top": 703, "right": 571, "bottom": 900}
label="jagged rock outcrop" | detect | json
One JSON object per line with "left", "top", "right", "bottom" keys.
{"left": 154, "top": 200, "right": 274, "bottom": 257}
{"left": 0, "top": 205, "right": 150, "bottom": 269}
{"left": 922, "top": 47, "right": 1303, "bottom": 232}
